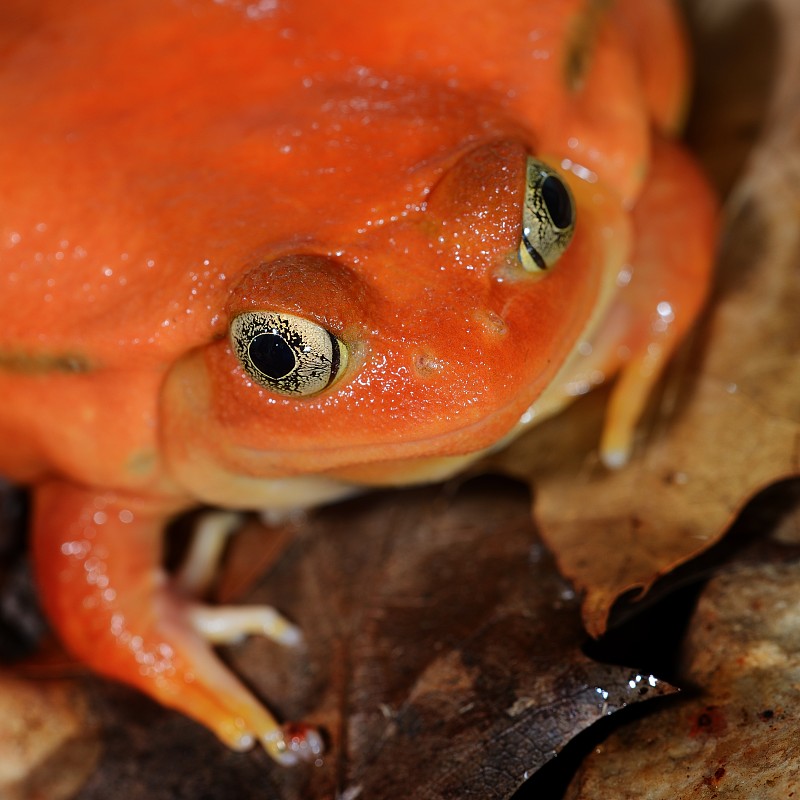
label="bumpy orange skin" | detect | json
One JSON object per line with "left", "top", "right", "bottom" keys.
{"left": 0, "top": 0, "right": 716, "bottom": 756}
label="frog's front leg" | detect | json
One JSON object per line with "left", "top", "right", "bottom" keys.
{"left": 597, "top": 135, "right": 718, "bottom": 466}
{"left": 31, "top": 480, "right": 321, "bottom": 765}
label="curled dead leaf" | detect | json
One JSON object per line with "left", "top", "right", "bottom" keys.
{"left": 489, "top": 0, "right": 800, "bottom": 637}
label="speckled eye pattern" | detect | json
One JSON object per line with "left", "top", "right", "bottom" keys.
{"left": 230, "top": 311, "right": 348, "bottom": 396}
{"left": 518, "top": 158, "right": 576, "bottom": 272}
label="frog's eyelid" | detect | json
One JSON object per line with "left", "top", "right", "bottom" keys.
{"left": 518, "top": 158, "right": 576, "bottom": 273}
{"left": 230, "top": 311, "right": 348, "bottom": 397}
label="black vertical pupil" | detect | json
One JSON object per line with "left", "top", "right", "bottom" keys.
{"left": 542, "top": 175, "right": 573, "bottom": 229}
{"left": 248, "top": 333, "right": 296, "bottom": 379}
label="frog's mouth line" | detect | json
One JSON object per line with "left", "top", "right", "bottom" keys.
{"left": 164, "top": 394, "right": 538, "bottom": 510}
{"left": 237, "top": 395, "right": 535, "bottom": 477}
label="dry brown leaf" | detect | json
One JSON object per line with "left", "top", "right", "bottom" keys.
{"left": 565, "top": 557, "right": 800, "bottom": 799}
{"left": 66, "top": 478, "right": 671, "bottom": 799}
{"left": 489, "top": 0, "right": 800, "bottom": 637}
{"left": 0, "top": 673, "right": 100, "bottom": 800}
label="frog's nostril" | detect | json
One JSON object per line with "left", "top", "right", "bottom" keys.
{"left": 413, "top": 352, "right": 446, "bottom": 378}
{"left": 475, "top": 310, "right": 507, "bottom": 337}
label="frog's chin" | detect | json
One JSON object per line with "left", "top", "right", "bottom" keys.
{"left": 173, "top": 448, "right": 492, "bottom": 513}
{"left": 164, "top": 396, "right": 531, "bottom": 511}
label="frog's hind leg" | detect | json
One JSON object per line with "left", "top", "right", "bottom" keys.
{"left": 31, "top": 481, "right": 321, "bottom": 765}
{"left": 598, "top": 135, "right": 717, "bottom": 467}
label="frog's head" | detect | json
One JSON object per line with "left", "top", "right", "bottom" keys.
{"left": 161, "top": 138, "right": 627, "bottom": 507}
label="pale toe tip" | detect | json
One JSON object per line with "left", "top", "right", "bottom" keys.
{"left": 601, "top": 446, "right": 629, "bottom": 470}
{"left": 276, "top": 622, "right": 304, "bottom": 647}
{"left": 264, "top": 723, "right": 325, "bottom": 766}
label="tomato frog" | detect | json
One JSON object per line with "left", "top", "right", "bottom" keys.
{"left": 0, "top": 0, "right": 717, "bottom": 765}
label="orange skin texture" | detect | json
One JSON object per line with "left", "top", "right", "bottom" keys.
{"left": 0, "top": 0, "right": 717, "bottom": 756}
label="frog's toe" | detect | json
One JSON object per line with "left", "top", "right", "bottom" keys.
{"left": 600, "top": 354, "right": 651, "bottom": 468}
{"left": 219, "top": 711, "right": 324, "bottom": 765}
{"left": 203, "top": 694, "right": 324, "bottom": 765}
{"left": 188, "top": 603, "right": 303, "bottom": 646}
{"left": 175, "top": 510, "right": 244, "bottom": 596}
{"left": 268, "top": 724, "right": 325, "bottom": 766}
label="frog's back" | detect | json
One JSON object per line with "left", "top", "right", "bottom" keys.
{"left": 0, "top": 0, "right": 669, "bottom": 352}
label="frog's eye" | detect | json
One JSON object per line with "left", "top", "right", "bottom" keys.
{"left": 230, "top": 311, "right": 348, "bottom": 397}
{"left": 518, "top": 158, "right": 576, "bottom": 273}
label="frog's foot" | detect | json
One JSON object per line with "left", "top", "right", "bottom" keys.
{"left": 175, "top": 511, "right": 303, "bottom": 644}
{"left": 31, "top": 481, "right": 322, "bottom": 765}
{"left": 150, "top": 589, "right": 322, "bottom": 764}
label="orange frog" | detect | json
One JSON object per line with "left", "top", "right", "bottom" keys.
{"left": 0, "top": 0, "right": 716, "bottom": 764}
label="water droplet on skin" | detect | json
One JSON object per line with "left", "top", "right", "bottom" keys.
{"left": 656, "top": 300, "right": 674, "bottom": 320}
